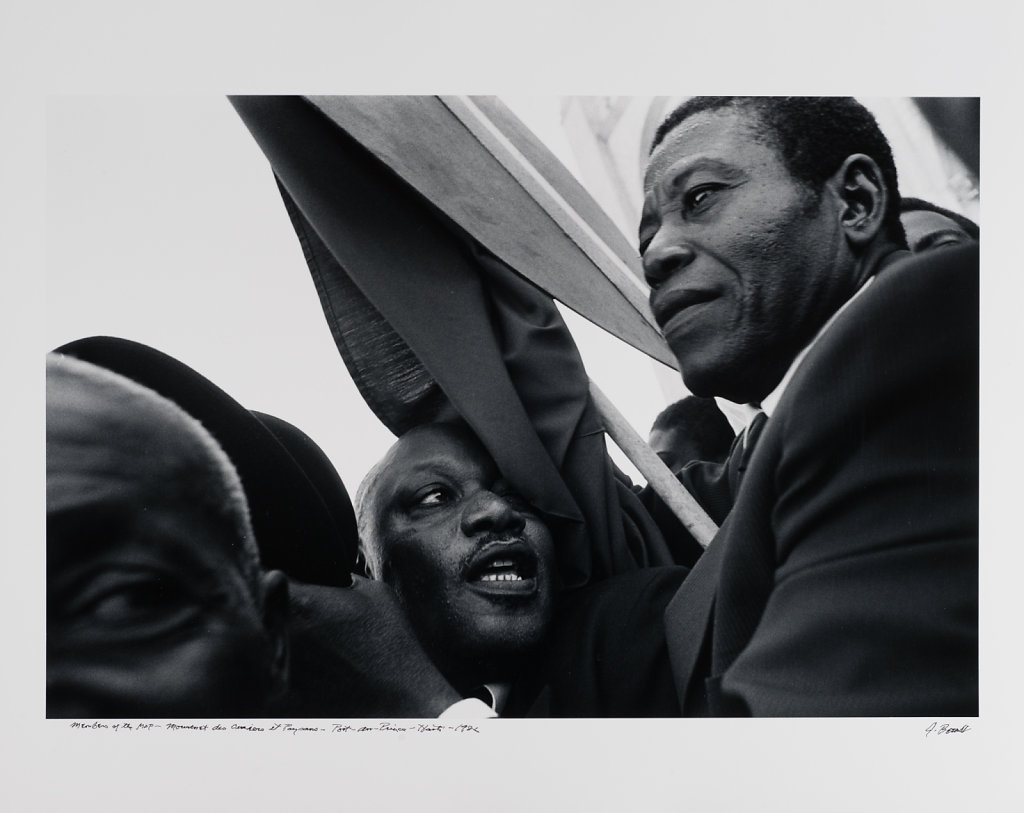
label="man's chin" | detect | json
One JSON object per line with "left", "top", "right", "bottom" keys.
{"left": 456, "top": 630, "right": 548, "bottom": 686}
{"left": 679, "top": 353, "right": 768, "bottom": 406}
{"left": 447, "top": 608, "right": 551, "bottom": 658}
{"left": 420, "top": 624, "right": 547, "bottom": 693}
{"left": 412, "top": 588, "right": 554, "bottom": 688}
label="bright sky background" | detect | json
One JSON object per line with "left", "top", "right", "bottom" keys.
{"left": 45, "top": 95, "right": 674, "bottom": 490}
{"left": 44, "top": 94, "right": 982, "bottom": 493}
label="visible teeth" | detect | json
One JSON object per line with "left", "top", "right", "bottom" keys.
{"left": 480, "top": 573, "right": 523, "bottom": 582}
{"left": 491, "top": 559, "right": 514, "bottom": 568}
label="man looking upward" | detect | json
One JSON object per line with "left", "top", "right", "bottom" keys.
{"left": 640, "top": 97, "right": 978, "bottom": 716}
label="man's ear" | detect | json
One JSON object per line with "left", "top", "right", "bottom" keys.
{"left": 831, "top": 153, "right": 889, "bottom": 248}
{"left": 352, "top": 548, "right": 372, "bottom": 581}
{"left": 260, "top": 569, "right": 290, "bottom": 699}
{"left": 355, "top": 545, "right": 375, "bottom": 579}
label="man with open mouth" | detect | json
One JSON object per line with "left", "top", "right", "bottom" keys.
{"left": 355, "top": 421, "right": 687, "bottom": 717}
{"left": 356, "top": 422, "right": 558, "bottom": 708}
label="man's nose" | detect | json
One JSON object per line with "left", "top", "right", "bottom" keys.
{"left": 460, "top": 490, "right": 527, "bottom": 538}
{"left": 642, "top": 227, "right": 697, "bottom": 291}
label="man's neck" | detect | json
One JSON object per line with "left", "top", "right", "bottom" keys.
{"left": 445, "top": 653, "right": 534, "bottom": 700}
{"left": 758, "top": 243, "right": 909, "bottom": 416}
{"left": 742, "top": 241, "right": 906, "bottom": 406}
{"left": 853, "top": 240, "right": 905, "bottom": 288}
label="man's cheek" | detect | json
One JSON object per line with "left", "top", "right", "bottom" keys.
{"left": 52, "top": 626, "right": 263, "bottom": 714}
{"left": 388, "top": 549, "right": 454, "bottom": 604}
{"left": 526, "top": 524, "right": 557, "bottom": 572}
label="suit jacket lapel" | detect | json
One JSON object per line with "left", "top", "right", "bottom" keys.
{"left": 664, "top": 410, "right": 770, "bottom": 713}
{"left": 663, "top": 528, "right": 726, "bottom": 712}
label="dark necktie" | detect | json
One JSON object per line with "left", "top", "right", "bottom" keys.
{"left": 727, "top": 410, "right": 768, "bottom": 500}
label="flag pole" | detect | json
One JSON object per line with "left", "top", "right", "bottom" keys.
{"left": 589, "top": 379, "right": 718, "bottom": 549}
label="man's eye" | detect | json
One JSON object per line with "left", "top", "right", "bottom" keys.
{"left": 683, "top": 185, "right": 718, "bottom": 212}
{"left": 82, "top": 577, "right": 187, "bottom": 624}
{"left": 87, "top": 585, "right": 165, "bottom": 623}
{"left": 414, "top": 487, "right": 452, "bottom": 507}
{"left": 58, "top": 572, "right": 202, "bottom": 641}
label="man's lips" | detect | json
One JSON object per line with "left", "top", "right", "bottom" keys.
{"left": 652, "top": 288, "right": 719, "bottom": 335}
{"left": 464, "top": 540, "right": 540, "bottom": 596}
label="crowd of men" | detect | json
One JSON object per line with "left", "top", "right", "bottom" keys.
{"left": 47, "top": 96, "right": 979, "bottom": 718}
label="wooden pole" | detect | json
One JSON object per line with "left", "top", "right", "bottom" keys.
{"left": 589, "top": 379, "right": 718, "bottom": 549}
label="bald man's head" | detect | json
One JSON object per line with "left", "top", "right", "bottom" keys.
{"left": 46, "top": 354, "right": 288, "bottom": 718}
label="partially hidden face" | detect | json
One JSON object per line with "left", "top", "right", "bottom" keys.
{"left": 46, "top": 376, "right": 281, "bottom": 718}
{"left": 900, "top": 209, "right": 975, "bottom": 253}
{"left": 365, "top": 424, "right": 557, "bottom": 684}
{"left": 639, "top": 108, "right": 854, "bottom": 405}
{"left": 649, "top": 425, "right": 702, "bottom": 472}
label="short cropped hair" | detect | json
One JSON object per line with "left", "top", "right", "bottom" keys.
{"left": 47, "top": 353, "right": 264, "bottom": 601}
{"left": 651, "top": 97, "right": 906, "bottom": 246}
{"left": 354, "top": 451, "right": 390, "bottom": 569}
{"left": 650, "top": 396, "right": 735, "bottom": 462}
{"left": 900, "top": 197, "right": 979, "bottom": 240}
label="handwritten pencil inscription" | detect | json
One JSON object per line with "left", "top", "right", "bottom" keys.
{"left": 924, "top": 722, "right": 971, "bottom": 737}
{"left": 66, "top": 721, "right": 481, "bottom": 735}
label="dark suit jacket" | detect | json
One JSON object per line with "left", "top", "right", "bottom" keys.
{"left": 664, "top": 245, "right": 979, "bottom": 716}
{"left": 504, "top": 566, "right": 687, "bottom": 717}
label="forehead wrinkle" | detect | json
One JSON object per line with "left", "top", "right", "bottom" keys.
{"left": 645, "top": 105, "right": 769, "bottom": 190}
{"left": 397, "top": 458, "right": 471, "bottom": 480}
{"left": 390, "top": 428, "right": 493, "bottom": 481}
{"left": 49, "top": 378, "right": 217, "bottom": 500}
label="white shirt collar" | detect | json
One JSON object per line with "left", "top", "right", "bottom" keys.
{"left": 485, "top": 682, "right": 511, "bottom": 714}
{"left": 759, "top": 276, "right": 876, "bottom": 418}
{"left": 437, "top": 682, "right": 511, "bottom": 719}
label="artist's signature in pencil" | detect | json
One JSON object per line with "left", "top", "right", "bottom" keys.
{"left": 924, "top": 722, "right": 971, "bottom": 737}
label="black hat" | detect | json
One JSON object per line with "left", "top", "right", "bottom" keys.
{"left": 53, "top": 336, "right": 355, "bottom": 587}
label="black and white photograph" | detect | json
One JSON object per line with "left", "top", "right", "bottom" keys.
{"left": 5, "top": 4, "right": 1021, "bottom": 811}
{"left": 44, "top": 93, "right": 981, "bottom": 719}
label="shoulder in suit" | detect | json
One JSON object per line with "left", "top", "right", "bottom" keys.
{"left": 666, "top": 244, "right": 979, "bottom": 716}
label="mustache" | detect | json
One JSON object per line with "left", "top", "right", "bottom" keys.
{"left": 461, "top": 535, "right": 539, "bottom": 581}
{"left": 475, "top": 531, "right": 529, "bottom": 547}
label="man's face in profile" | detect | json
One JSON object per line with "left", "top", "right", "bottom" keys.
{"left": 900, "top": 209, "right": 975, "bottom": 253}
{"left": 46, "top": 368, "right": 283, "bottom": 718}
{"left": 639, "top": 107, "right": 846, "bottom": 404}
{"left": 364, "top": 424, "right": 557, "bottom": 686}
